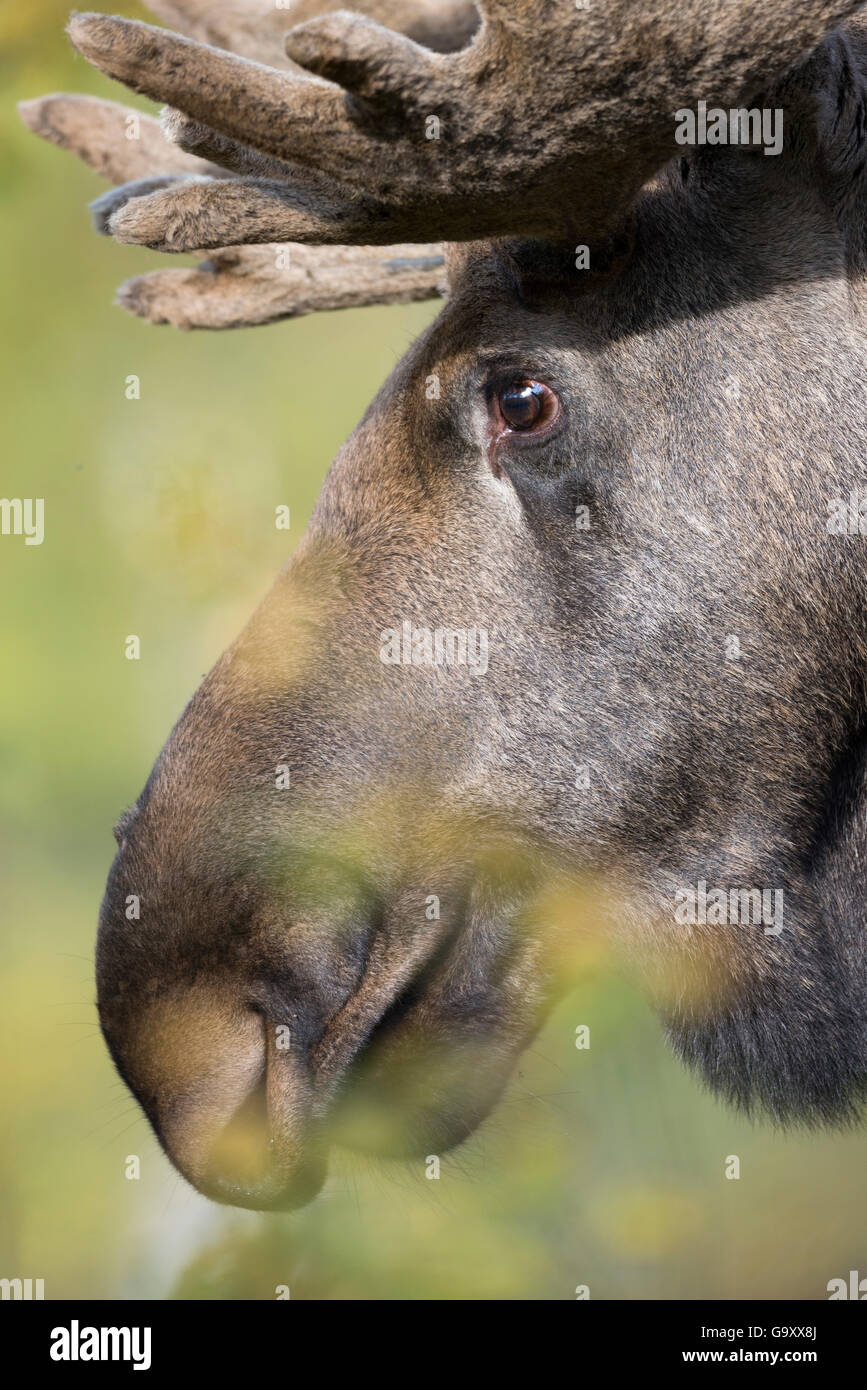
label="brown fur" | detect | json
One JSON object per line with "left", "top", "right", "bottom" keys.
{"left": 20, "top": 0, "right": 867, "bottom": 1209}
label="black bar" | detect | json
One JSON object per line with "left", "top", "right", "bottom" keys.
{"left": 6, "top": 1299, "right": 863, "bottom": 1374}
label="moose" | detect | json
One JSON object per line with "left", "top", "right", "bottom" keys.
{"left": 20, "top": 0, "right": 867, "bottom": 1210}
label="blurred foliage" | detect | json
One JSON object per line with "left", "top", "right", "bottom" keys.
{"left": 2, "top": 1, "right": 867, "bottom": 1301}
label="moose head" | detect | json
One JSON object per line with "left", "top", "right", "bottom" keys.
{"left": 21, "top": 0, "right": 867, "bottom": 1210}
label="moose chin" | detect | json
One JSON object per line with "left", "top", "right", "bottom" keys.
{"left": 22, "top": 0, "right": 867, "bottom": 1209}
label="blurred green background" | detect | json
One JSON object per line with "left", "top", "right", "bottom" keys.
{"left": 2, "top": 0, "right": 866, "bottom": 1302}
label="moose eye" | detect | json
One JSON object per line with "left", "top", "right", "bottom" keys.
{"left": 494, "top": 380, "right": 560, "bottom": 433}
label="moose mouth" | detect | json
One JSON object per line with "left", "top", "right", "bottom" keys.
{"left": 98, "top": 870, "right": 536, "bottom": 1213}
{"left": 179, "top": 988, "right": 515, "bottom": 1212}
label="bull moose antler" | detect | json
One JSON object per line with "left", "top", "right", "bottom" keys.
{"left": 21, "top": 0, "right": 865, "bottom": 328}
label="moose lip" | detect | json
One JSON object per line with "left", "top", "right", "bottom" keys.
{"left": 203, "top": 1151, "right": 328, "bottom": 1213}
{"left": 190, "top": 970, "right": 443, "bottom": 1211}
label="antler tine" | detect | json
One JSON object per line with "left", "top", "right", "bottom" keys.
{"left": 64, "top": 13, "right": 428, "bottom": 179}
{"left": 117, "top": 243, "right": 446, "bottom": 328}
{"left": 18, "top": 89, "right": 445, "bottom": 328}
{"left": 144, "top": 1, "right": 478, "bottom": 61}
{"left": 17, "top": 93, "right": 222, "bottom": 182}
{"left": 66, "top": 1, "right": 867, "bottom": 257}
{"left": 143, "top": 1, "right": 295, "bottom": 67}
{"left": 284, "top": 2, "right": 478, "bottom": 53}
{"left": 146, "top": 2, "right": 479, "bottom": 183}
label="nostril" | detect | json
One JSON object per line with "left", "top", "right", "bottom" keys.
{"left": 201, "top": 1065, "right": 325, "bottom": 1211}
{"left": 207, "top": 1071, "right": 270, "bottom": 1192}
{"left": 145, "top": 997, "right": 323, "bottom": 1210}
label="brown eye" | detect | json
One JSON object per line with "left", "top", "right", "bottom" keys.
{"left": 495, "top": 380, "right": 558, "bottom": 432}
